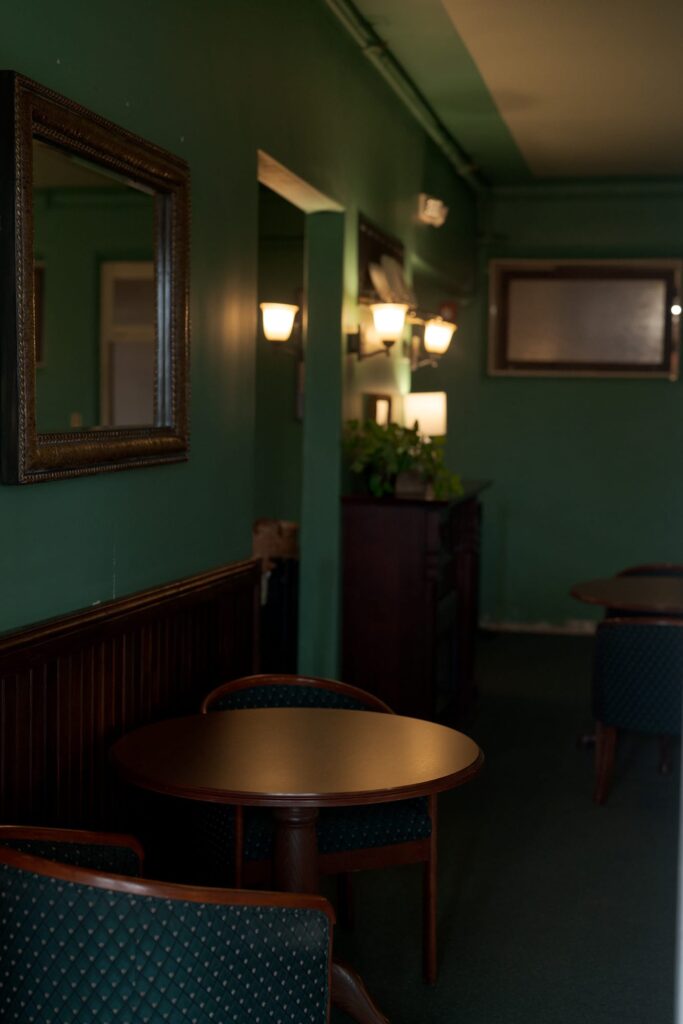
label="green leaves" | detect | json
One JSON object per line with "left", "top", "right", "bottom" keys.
{"left": 342, "top": 420, "right": 463, "bottom": 499}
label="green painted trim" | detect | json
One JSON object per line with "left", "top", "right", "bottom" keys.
{"left": 297, "top": 212, "right": 345, "bottom": 677}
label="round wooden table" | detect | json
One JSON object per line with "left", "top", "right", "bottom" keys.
{"left": 570, "top": 576, "right": 683, "bottom": 615}
{"left": 112, "top": 707, "right": 483, "bottom": 1024}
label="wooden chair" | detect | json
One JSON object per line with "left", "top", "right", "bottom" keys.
{"left": 198, "top": 673, "right": 439, "bottom": 984}
{"left": 593, "top": 618, "right": 683, "bottom": 803}
{"left": 0, "top": 844, "right": 334, "bottom": 1023}
{"left": 0, "top": 824, "right": 144, "bottom": 875}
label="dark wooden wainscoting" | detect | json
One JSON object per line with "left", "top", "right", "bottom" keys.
{"left": 0, "top": 560, "right": 259, "bottom": 830}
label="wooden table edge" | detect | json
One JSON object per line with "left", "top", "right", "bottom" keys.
{"left": 112, "top": 749, "right": 485, "bottom": 807}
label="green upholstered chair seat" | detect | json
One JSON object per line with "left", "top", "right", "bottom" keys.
{"left": 0, "top": 860, "right": 331, "bottom": 1024}
{"left": 0, "top": 838, "right": 142, "bottom": 877}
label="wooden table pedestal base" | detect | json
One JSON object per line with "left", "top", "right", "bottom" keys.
{"left": 273, "top": 806, "right": 390, "bottom": 1024}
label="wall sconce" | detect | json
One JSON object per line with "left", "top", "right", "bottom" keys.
{"left": 424, "top": 318, "right": 456, "bottom": 354}
{"left": 260, "top": 302, "right": 299, "bottom": 343}
{"left": 347, "top": 302, "right": 409, "bottom": 360}
{"left": 403, "top": 391, "right": 447, "bottom": 438}
{"left": 259, "top": 300, "right": 304, "bottom": 418}
{"left": 409, "top": 316, "right": 457, "bottom": 370}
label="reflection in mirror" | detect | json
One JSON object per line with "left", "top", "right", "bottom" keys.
{"left": 0, "top": 71, "right": 189, "bottom": 483}
{"left": 32, "top": 140, "right": 156, "bottom": 432}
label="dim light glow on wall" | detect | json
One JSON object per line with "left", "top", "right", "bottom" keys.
{"left": 404, "top": 391, "right": 447, "bottom": 437}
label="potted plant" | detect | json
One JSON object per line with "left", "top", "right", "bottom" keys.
{"left": 342, "top": 420, "right": 463, "bottom": 500}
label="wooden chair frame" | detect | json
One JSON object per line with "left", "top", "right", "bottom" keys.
{"left": 593, "top": 617, "right": 683, "bottom": 804}
{"left": 201, "top": 673, "right": 439, "bottom": 984}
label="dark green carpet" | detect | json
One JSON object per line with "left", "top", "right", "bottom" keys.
{"left": 330, "top": 633, "right": 679, "bottom": 1023}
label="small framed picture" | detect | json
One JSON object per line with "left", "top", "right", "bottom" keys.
{"left": 364, "top": 393, "right": 393, "bottom": 425}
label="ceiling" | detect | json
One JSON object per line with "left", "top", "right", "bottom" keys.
{"left": 351, "top": 0, "right": 683, "bottom": 185}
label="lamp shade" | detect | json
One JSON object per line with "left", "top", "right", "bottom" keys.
{"left": 424, "top": 318, "right": 456, "bottom": 355}
{"left": 370, "top": 303, "right": 408, "bottom": 341}
{"left": 260, "top": 302, "right": 299, "bottom": 342}
{"left": 404, "top": 391, "right": 447, "bottom": 437}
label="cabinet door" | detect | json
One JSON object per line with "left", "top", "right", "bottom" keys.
{"left": 342, "top": 502, "right": 435, "bottom": 718}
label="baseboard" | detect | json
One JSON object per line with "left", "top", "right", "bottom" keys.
{"left": 480, "top": 618, "right": 597, "bottom": 637}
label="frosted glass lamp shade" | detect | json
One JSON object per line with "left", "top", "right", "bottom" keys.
{"left": 260, "top": 302, "right": 299, "bottom": 342}
{"left": 404, "top": 391, "right": 447, "bottom": 437}
{"left": 370, "top": 303, "right": 408, "bottom": 342}
{"left": 424, "top": 318, "right": 456, "bottom": 355}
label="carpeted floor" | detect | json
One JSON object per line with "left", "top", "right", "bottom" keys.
{"left": 331, "top": 633, "right": 679, "bottom": 1023}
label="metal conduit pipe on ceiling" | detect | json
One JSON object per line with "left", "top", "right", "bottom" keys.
{"left": 323, "top": 0, "right": 489, "bottom": 195}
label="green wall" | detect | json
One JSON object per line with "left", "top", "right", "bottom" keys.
{"left": 433, "top": 183, "right": 683, "bottom": 627}
{"left": 254, "top": 186, "right": 305, "bottom": 524}
{"left": 0, "top": 0, "right": 477, "bottom": 664}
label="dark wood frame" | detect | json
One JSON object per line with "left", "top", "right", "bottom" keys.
{"left": 0, "top": 71, "right": 190, "bottom": 483}
{"left": 201, "top": 674, "right": 440, "bottom": 985}
{"left": 488, "top": 259, "right": 681, "bottom": 379}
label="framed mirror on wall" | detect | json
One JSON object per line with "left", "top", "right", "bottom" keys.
{"left": 0, "top": 71, "right": 190, "bottom": 483}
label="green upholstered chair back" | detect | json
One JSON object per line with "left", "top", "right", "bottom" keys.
{"left": 201, "top": 674, "right": 394, "bottom": 715}
{"left": 0, "top": 847, "right": 332, "bottom": 1024}
{"left": 0, "top": 826, "right": 143, "bottom": 877}
{"left": 593, "top": 619, "right": 683, "bottom": 734}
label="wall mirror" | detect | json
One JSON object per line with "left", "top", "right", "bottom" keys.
{"left": 0, "top": 72, "right": 190, "bottom": 482}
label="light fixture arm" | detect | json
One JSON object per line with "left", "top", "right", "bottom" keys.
{"left": 346, "top": 332, "right": 394, "bottom": 360}
{"left": 412, "top": 355, "right": 439, "bottom": 371}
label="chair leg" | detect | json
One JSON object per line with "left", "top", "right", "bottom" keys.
{"left": 337, "top": 873, "right": 355, "bottom": 929}
{"left": 423, "top": 796, "right": 438, "bottom": 985}
{"left": 594, "top": 723, "right": 617, "bottom": 805}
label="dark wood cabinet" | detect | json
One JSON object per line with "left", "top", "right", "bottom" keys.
{"left": 341, "top": 484, "right": 487, "bottom": 721}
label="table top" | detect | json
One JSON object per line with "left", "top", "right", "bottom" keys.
{"left": 571, "top": 575, "right": 683, "bottom": 614}
{"left": 111, "top": 708, "right": 483, "bottom": 808}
